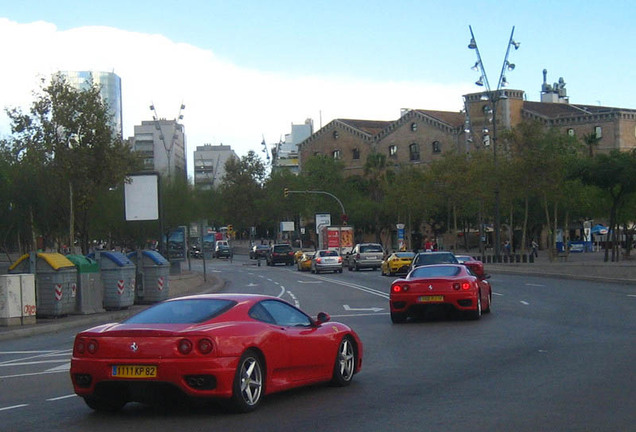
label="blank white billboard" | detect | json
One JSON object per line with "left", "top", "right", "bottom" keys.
{"left": 124, "top": 173, "right": 159, "bottom": 221}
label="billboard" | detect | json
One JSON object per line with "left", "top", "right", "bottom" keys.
{"left": 124, "top": 173, "right": 159, "bottom": 221}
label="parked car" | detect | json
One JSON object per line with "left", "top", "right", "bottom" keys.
{"left": 297, "top": 252, "right": 314, "bottom": 271}
{"left": 389, "top": 264, "right": 492, "bottom": 323}
{"left": 311, "top": 250, "right": 343, "bottom": 274}
{"left": 70, "top": 294, "right": 363, "bottom": 413}
{"left": 381, "top": 251, "right": 415, "bottom": 276}
{"left": 249, "top": 244, "right": 269, "bottom": 260}
{"left": 346, "top": 243, "right": 384, "bottom": 271}
{"left": 266, "top": 244, "right": 295, "bottom": 266}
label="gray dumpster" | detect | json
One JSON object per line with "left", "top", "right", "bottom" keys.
{"left": 8, "top": 253, "right": 77, "bottom": 318}
{"left": 128, "top": 250, "right": 170, "bottom": 304}
{"left": 66, "top": 254, "right": 104, "bottom": 314}
{"left": 91, "top": 251, "right": 136, "bottom": 310}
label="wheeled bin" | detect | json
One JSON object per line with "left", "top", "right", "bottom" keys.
{"left": 8, "top": 253, "right": 77, "bottom": 318}
{"left": 90, "top": 251, "right": 136, "bottom": 310}
{"left": 66, "top": 254, "right": 104, "bottom": 314}
{"left": 128, "top": 250, "right": 170, "bottom": 304}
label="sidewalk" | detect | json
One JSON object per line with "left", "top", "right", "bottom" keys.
{"left": 0, "top": 269, "right": 225, "bottom": 341}
{"left": 485, "top": 250, "right": 636, "bottom": 284}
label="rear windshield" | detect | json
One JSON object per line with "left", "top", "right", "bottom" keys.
{"left": 360, "top": 245, "right": 383, "bottom": 253}
{"left": 274, "top": 245, "right": 292, "bottom": 252}
{"left": 124, "top": 299, "right": 236, "bottom": 324}
{"left": 413, "top": 253, "right": 458, "bottom": 266}
{"left": 318, "top": 250, "right": 339, "bottom": 257}
{"left": 409, "top": 266, "right": 461, "bottom": 278}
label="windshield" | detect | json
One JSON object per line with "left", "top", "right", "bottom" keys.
{"left": 413, "top": 253, "right": 458, "bottom": 266}
{"left": 409, "top": 266, "right": 461, "bottom": 278}
{"left": 274, "top": 245, "right": 292, "bottom": 252}
{"left": 360, "top": 245, "right": 383, "bottom": 253}
{"left": 124, "top": 299, "right": 236, "bottom": 324}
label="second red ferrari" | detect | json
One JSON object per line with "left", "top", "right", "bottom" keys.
{"left": 390, "top": 264, "right": 492, "bottom": 323}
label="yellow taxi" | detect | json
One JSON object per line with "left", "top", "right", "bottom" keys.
{"left": 296, "top": 252, "right": 315, "bottom": 271}
{"left": 381, "top": 251, "right": 415, "bottom": 276}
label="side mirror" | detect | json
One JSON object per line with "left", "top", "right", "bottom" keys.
{"left": 315, "top": 312, "right": 331, "bottom": 325}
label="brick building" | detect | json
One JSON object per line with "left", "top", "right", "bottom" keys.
{"left": 299, "top": 85, "right": 636, "bottom": 174}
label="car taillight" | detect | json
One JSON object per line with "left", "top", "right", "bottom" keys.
{"left": 75, "top": 339, "right": 85, "bottom": 354}
{"left": 392, "top": 284, "right": 408, "bottom": 293}
{"left": 337, "top": 257, "right": 342, "bottom": 263}
{"left": 178, "top": 339, "right": 193, "bottom": 355}
{"left": 197, "top": 338, "right": 214, "bottom": 354}
{"left": 315, "top": 258, "right": 322, "bottom": 263}
{"left": 462, "top": 282, "right": 471, "bottom": 290}
{"left": 86, "top": 339, "right": 99, "bottom": 354}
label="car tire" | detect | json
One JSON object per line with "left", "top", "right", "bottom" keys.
{"left": 230, "top": 350, "right": 264, "bottom": 413}
{"left": 330, "top": 336, "right": 356, "bottom": 387}
{"left": 83, "top": 395, "right": 126, "bottom": 412}
{"left": 390, "top": 311, "right": 407, "bottom": 324}
{"left": 338, "top": 269, "right": 343, "bottom": 273}
{"left": 483, "top": 291, "right": 492, "bottom": 314}
{"left": 468, "top": 292, "right": 482, "bottom": 320}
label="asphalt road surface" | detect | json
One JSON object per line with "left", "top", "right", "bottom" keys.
{"left": 1, "top": 255, "right": 634, "bottom": 432}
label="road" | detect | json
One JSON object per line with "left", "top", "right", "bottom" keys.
{"left": 1, "top": 255, "right": 634, "bottom": 431}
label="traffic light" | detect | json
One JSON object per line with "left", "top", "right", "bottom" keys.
{"left": 284, "top": 187, "right": 289, "bottom": 198}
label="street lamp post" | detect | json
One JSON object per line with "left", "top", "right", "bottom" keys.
{"left": 468, "top": 26, "right": 520, "bottom": 260}
{"left": 68, "top": 130, "right": 81, "bottom": 254}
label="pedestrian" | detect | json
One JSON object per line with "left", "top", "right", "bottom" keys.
{"left": 531, "top": 240, "right": 539, "bottom": 257}
{"left": 424, "top": 239, "right": 433, "bottom": 252}
{"left": 504, "top": 240, "right": 511, "bottom": 256}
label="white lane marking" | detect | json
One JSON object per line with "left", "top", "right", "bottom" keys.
{"left": 492, "top": 292, "right": 504, "bottom": 296}
{"left": 331, "top": 312, "right": 390, "bottom": 318}
{"left": 0, "top": 360, "right": 68, "bottom": 367}
{"left": 0, "top": 404, "right": 28, "bottom": 412}
{"left": 297, "top": 281, "right": 322, "bottom": 284}
{"left": 520, "top": 301, "right": 530, "bottom": 305}
{"left": 277, "top": 285, "right": 286, "bottom": 298}
{"left": 308, "top": 274, "right": 389, "bottom": 299}
{"left": 525, "top": 283, "right": 545, "bottom": 287}
{"left": 47, "top": 394, "right": 76, "bottom": 401}
{"left": 628, "top": 295, "right": 636, "bottom": 298}
{"left": 46, "top": 363, "right": 70, "bottom": 372}
{"left": 343, "top": 305, "right": 383, "bottom": 312}
{"left": 287, "top": 291, "right": 300, "bottom": 308}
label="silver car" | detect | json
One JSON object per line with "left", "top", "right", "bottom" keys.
{"left": 311, "top": 249, "right": 343, "bottom": 274}
{"left": 347, "top": 243, "right": 384, "bottom": 271}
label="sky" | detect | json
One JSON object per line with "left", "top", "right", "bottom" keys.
{"left": 0, "top": 0, "right": 633, "bottom": 178}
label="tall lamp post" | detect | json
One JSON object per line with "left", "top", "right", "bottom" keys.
{"left": 468, "top": 26, "right": 520, "bottom": 260}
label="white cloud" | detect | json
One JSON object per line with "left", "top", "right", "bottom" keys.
{"left": 0, "top": 18, "right": 472, "bottom": 173}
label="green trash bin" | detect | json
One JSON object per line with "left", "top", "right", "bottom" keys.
{"left": 8, "top": 253, "right": 77, "bottom": 318}
{"left": 66, "top": 254, "right": 104, "bottom": 314}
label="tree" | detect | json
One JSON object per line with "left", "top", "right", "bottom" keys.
{"left": 571, "top": 149, "right": 636, "bottom": 262}
{"left": 5, "top": 73, "right": 139, "bottom": 253}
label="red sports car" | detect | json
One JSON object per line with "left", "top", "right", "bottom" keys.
{"left": 70, "top": 294, "right": 363, "bottom": 413}
{"left": 389, "top": 264, "right": 492, "bottom": 323}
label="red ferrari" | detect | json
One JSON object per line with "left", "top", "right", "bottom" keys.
{"left": 389, "top": 264, "right": 492, "bottom": 323}
{"left": 70, "top": 294, "right": 363, "bottom": 413}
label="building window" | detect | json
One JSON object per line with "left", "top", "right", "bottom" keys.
{"left": 333, "top": 130, "right": 339, "bottom": 139}
{"left": 409, "top": 143, "right": 420, "bottom": 161}
{"left": 410, "top": 122, "right": 417, "bottom": 132}
{"left": 594, "top": 126, "right": 602, "bottom": 139}
{"left": 432, "top": 141, "right": 441, "bottom": 153}
{"left": 567, "top": 128, "right": 575, "bottom": 137}
{"left": 352, "top": 148, "right": 360, "bottom": 160}
{"left": 332, "top": 149, "right": 341, "bottom": 160}
{"left": 389, "top": 145, "right": 398, "bottom": 158}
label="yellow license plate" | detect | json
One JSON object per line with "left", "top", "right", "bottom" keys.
{"left": 418, "top": 295, "right": 444, "bottom": 302}
{"left": 112, "top": 365, "right": 157, "bottom": 378}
